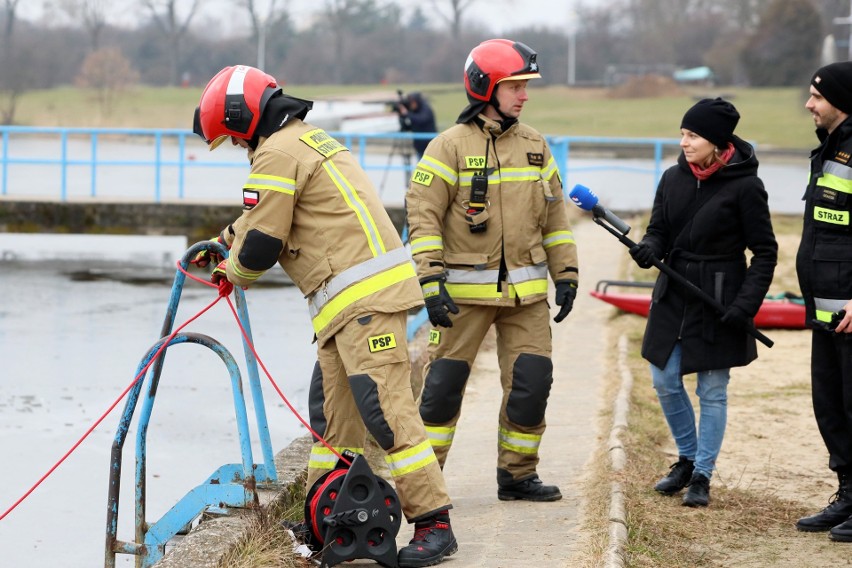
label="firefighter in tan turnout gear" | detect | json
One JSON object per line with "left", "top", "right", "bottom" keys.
{"left": 193, "top": 65, "right": 457, "bottom": 567}
{"left": 406, "top": 40, "right": 579, "bottom": 501}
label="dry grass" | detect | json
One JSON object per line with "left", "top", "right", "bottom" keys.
{"left": 216, "top": 493, "right": 308, "bottom": 568}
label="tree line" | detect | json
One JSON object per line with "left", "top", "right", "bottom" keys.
{"left": 0, "top": 0, "right": 849, "bottom": 123}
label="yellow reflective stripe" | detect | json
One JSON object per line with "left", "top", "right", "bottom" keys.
{"left": 425, "top": 425, "right": 455, "bottom": 447}
{"left": 421, "top": 280, "right": 440, "bottom": 299}
{"left": 312, "top": 262, "right": 417, "bottom": 334}
{"left": 445, "top": 282, "right": 517, "bottom": 299}
{"left": 231, "top": 263, "right": 263, "bottom": 282}
{"left": 498, "top": 167, "right": 542, "bottom": 182}
{"left": 308, "top": 446, "right": 364, "bottom": 470}
{"left": 498, "top": 427, "right": 541, "bottom": 454}
{"left": 513, "top": 279, "right": 549, "bottom": 297}
{"left": 323, "top": 160, "right": 386, "bottom": 257}
{"left": 816, "top": 172, "right": 852, "bottom": 194}
{"left": 418, "top": 156, "right": 458, "bottom": 185}
{"left": 542, "top": 230, "right": 575, "bottom": 249}
{"left": 541, "top": 156, "right": 558, "bottom": 181}
{"left": 244, "top": 173, "right": 296, "bottom": 195}
{"left": 815, "top": 298, "right": 847, "bottom": 322}
{"left": 410, "top": 236, "right": 443, "bottom": 254}
{"left": 385, "top": 440, "right": 438, "bottom": 477}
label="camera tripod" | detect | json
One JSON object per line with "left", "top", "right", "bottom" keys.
{"left": 378, "top": 128, "right": 415, "bottom": 198}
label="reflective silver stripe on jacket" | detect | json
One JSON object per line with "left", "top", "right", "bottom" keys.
{"left": 814, "top": 297, "right": 848, "bottom": 322}
{"left": 308, "top": 247, "right": 413, "bottom": 318}
{"left": 446, "top": 263, "right": 547, "bottom": 286}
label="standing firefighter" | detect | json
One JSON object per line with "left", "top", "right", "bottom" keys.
{"left": 193, "top": 65, "right": 457, "bottom": 567}
{"left": 795, "top": 61, "right": 852, "bottom": 542}
{"left": 405, "top": 39, "right": 579, "bottom": 501}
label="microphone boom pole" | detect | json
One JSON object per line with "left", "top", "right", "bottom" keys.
{"left": 591, "top": 212, "right": 774, "bottom": 349}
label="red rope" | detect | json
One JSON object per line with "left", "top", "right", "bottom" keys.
{"left": 0, "top": 260, "right": 349, "bottom": 522}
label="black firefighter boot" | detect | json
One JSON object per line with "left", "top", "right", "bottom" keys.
{"left": 797, "top": 470, "right": 852, "bottom": 532}
{"left": 497, "top": 468, "right": 562, "bottom": 502}
{"left": 397, "top": 510, "right": 458, "bottom": 568}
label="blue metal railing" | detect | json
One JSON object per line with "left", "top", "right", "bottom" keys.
{"left": 0, "top": 125, "right": 679, "bottom": 202}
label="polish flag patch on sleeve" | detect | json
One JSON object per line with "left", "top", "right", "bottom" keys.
{"left": 243, "top": 189, "right": 259, "bottom": 209}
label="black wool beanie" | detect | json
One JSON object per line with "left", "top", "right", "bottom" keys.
{"left": 811, "top": 62, "right": 852, "bottom": 115}
{"left": 680, "top": 97, "right": 740, "bottom": 148}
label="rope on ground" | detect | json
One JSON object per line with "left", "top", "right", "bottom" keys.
{"left": 605, "top": 334, "right": 632, "bottom": 568}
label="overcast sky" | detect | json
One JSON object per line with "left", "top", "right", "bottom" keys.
{"left": 19, "top": 0, "right": 586, "bottom": 35}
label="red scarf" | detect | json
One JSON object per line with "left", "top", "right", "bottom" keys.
{"left": 688, "top": 143, "right": 735, "bottom": 181}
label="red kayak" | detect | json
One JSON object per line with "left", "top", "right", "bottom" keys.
{"left": 590, "top": 280, "right": 806, "bottom": 330}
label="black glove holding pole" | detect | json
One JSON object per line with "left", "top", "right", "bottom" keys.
{"left": 554, "top": 280, "right": 577, "bottom": 323}
{"left": 421, "top": 275, "right": 459, "bottom": 328}
{"left": 628, "top": 242, "right": 656, "bottom": 269}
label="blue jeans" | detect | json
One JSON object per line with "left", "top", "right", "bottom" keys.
{"left": 650, "top": 343, "right": 730, "bottom": 480}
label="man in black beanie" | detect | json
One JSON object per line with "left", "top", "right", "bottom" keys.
{"left": 795, "top": 61, "right": 852, "bottom": 541}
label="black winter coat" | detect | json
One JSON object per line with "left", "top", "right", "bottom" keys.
{"left": 640, "top": 136, "right": 778, "bottom": 374}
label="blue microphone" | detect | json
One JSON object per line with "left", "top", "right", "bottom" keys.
{"left": 568, "top": 184, "right": 631, "bottom": 235}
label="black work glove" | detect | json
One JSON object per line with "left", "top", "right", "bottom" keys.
{"left": 629, "top": 242, "right": 656, "bottom": 269}
{"left": 554, "top": 280, "right": 578, "bottom": 323}
{"left": 421, "top": 276, "right": 459, "bottom": 328}
{"left": 721, "top": 305, "right": 750, "bottom": 330}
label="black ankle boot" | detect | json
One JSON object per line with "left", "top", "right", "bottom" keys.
{"left": 682, "top": 473, "right": 710, "bottom": 507}
{"left": 654, "top": 456, "right": 694, "bottom": 495}
{"left": 830, "top": 515, "right": 852, "bottom": 542}
{"left": 497, "top": 469, "right": 562, "bottom": 502}
{"left": 797, "top": 471, "right": 852, "bottom": 532}
{"left": 398, "top": 510, "right": 458, "bottom": 568}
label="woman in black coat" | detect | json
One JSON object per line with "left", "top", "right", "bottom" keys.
{"left": 629, "top": 98, "right": 778, "bottom": 507}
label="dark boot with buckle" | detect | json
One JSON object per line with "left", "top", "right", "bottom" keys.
{"left": 682, "top": 472, "right": 710, "bottom": 507}
{"left": 497, "top": 468, "right": 562, "bottom": 502}
{"left": 797, "top": 470, "right": 852, "bottom": 532}
{"left": 654, "top": 456, "right": 695, "bottom": 495}
{"left": 397, "top": 510, "right": 458, "bottom": 568}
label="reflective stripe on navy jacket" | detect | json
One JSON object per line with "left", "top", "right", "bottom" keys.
{"left": 796, "top": 117, "right": 852, "bottom": 327}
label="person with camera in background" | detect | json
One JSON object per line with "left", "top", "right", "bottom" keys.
{"left": 405, "top": 39, "right": 579, "bottom": 502}
{"left": 795, "top": 61, "right": 852, "bottom": 542}
{"left": 395, "top": 92, "right": 437, "bottom": 160}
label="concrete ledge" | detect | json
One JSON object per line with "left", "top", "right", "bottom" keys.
{"left": 605, "top": 335, "right": 633, "bottom": 568}
{"left": 154, "top": 435, "right": 313, "bottom": 568}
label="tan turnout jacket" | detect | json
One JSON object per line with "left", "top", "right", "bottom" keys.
{"left": 406, "top": 115, "right": 579, "bottom": 305}
{"left": 223, "top": 119, "right": 423, "bottom": 345}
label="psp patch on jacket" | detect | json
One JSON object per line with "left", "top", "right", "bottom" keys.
{"left": 368, "top": 332, "right": 397, "bottom": 353}
{"left": 412, "top": 169, "right": 434, "bottom": 186}
{"left": 527, "top": 152, "right": 544, "bottom": 166}
{"left": 243, "top": 189, "right": 259, "bottom": 209}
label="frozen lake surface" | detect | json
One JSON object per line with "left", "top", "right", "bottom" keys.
{"left": 0, "top": 256, "right": 317, "bottom": 567}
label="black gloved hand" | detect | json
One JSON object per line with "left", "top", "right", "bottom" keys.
{"left": 554, "top": 280, "right": 578, "bottom": 323}
{"left": 629, "top": 242, "right": 656, "bottom": 269}
{"left": 721, "top": 305, "right": 750, "bottom": 330}
{"left": 421, "top": 276, "right": 459, "bottom": 328}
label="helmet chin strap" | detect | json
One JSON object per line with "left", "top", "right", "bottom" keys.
{"left": 488, "top": 95, "right": 517, "bottom": 131}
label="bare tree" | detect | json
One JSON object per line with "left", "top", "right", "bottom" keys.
{"left": 240, "top": 0, "right": 283, "bottom": 70}
{"left": 76, "top": 47, "right": 140, "bottom": 117}
{"left": 141, "top": 0, "right": 201, "bottom": 86}
{"left": 428, "top": 0, "right": 479, "bottom": 38}
{"left": 0, "top": 0, "right": 23, "bottom": 122}
{"left": 55, "top": 0, "right": 114, "bottom": 51}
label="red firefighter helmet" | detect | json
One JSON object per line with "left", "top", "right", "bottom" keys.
{"left": 463, "top": 39, "right": 541, "bottom": 103}
{"left": 193, "top": 65, "right": 281, "bottom": 150}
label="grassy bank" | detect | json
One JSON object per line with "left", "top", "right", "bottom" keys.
{"left": 10, "top": 84, "right": 816, "bottom": 150}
